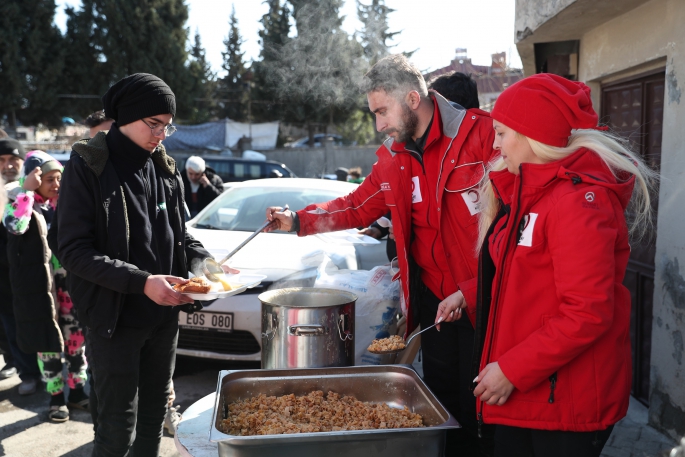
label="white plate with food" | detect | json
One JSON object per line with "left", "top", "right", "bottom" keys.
{"left": 175, "top": 274, "right": 267, "bottom": 301}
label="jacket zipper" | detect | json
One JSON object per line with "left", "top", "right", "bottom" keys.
{"left": 143, "top": 162, "right": 151, "bottom": 199}
{"left": 426, "top": 185, "right": 444, "bottom": 296}
{"left": 400, "top": 147, "right": 444, "bottom": 295}
{"left": 403, "top": 147, "right": 425, "bottom": 174}
{"left": 96, "top": 172, "right": 128, "bottom": 338}
{"left": 477, "top": 166, "right": 525, "bottom": 424}
{"left": 434, "top": 135, "right": 457, "bottom": 203}
{"left": 411, "top": 133, "right": 456, "bottom": 298}
{"left": 471, "top": 203, "right": 507, "bottom": 386}
{"left": 478, "top": 412, "right": 484, "bottom": 438}
{"left": 434, "top": 136, "right": 456, "bottom": 298}
{"left": 548, "top": 372, "right": 557, "bottom": 403}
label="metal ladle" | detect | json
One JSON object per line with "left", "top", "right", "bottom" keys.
{"left": 367, "top": 311, "right": 455, "bottom": 354}
{"left": 202, "top": 204, "right": 288, "bottom": 283}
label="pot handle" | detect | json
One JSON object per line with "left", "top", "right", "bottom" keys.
{"left": 337, "top": 314, "right": 353, "bottom": 341}
{"left": 261, "top": 313, "right": 278, "bottom": 342}
{"left": 288, "top": 324, "right": 327, "bottom": 336}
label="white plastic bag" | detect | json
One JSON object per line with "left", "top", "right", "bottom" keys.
{"left": 314, "top": 257, "right": 400, "bottom": 365}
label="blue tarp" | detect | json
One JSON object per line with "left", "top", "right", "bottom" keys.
{"left": 162, "top": 121, "right": 225, "bottom": 151}
{"left": 162, "top": 120, "right": 279, "bottom": 151}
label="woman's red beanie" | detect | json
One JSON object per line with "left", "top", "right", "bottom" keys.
{"left": 491, "top": 73, "right": 598, "bottom": 147}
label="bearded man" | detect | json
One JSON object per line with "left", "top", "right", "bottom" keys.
{"left": 266, "top": 54, "right": 499, "bottom": 456}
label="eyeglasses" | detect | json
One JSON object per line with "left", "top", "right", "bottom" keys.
{"left": 141, "top": 118, "right": 177, "bottom": 137}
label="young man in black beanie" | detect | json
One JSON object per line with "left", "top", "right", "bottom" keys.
{"left": 56, "top": 73, "right": 226, "bottom": 456}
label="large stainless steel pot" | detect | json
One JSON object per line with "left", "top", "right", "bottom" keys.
{"left": 259, "top": 287, "right": 356, "bottom": 369}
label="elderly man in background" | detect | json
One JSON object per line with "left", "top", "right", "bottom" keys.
{"left": 0, "top": 138, "right": 42, "bottom": 394}
{"left": 181, "top": 156, "right": 224, "bottom": 218}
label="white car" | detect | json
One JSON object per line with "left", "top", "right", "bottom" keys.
{"left": 178, "top": 178, "right": 387, "bottom": 361}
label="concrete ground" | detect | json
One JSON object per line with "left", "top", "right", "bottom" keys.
{"left": 0, "top": 242, "right": 391, "bottom": 456}
{"left": 0, "top": 378, "right": 178, "bottom": 457}
{"left": 601, "top": 396, "right": 677, "bottom": 457}
{"left": 0, "top": 352, "right": 679, "bottom": 457}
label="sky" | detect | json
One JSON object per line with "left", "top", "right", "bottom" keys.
{"left": 53, "top": 0, "right": 522, "bottom": 75}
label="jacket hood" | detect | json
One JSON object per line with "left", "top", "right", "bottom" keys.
{"left": 72, "top": 131, "right": 176, "bottom": 177}
{"left": 382, "top": 91, "right": 466, "bottom": 155}
{"left": 491, "top": 147, "right": 635, "bottom": 210}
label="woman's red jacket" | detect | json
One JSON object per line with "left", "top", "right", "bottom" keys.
{"left": 464, "top": 148, "right": 635, "bottom": 432}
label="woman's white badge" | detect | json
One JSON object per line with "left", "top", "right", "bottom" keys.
{"left": 518, "top": 213, "right": 538, "bottom": 247}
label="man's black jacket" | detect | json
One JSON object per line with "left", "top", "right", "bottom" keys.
{"left": 181, "top": 166, "right": 223, "bottom": 217}
{"left": 0, "top": 225, "right": 13, "bottom": 315}
{"left": 56, "top": 132, "right": 210, "bottom": 338}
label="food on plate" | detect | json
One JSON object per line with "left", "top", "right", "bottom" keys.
{"left": 367, "top": 335, "right": 406, "bottom": 353}
{"left": 217, "top": 275, "right": 233, "bottom": 291}
{"left": 173, "top": 277, "right": 211, "bottom": 294}
{"left": 220, "top": 390, "right": 424, "bottom": 435}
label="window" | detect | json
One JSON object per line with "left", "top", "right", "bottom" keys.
{"left": 249, "top": 164, "right": 261, "bottom": 178}
{"left": 194, "top": 187, "right": 342, "bottom": 231}
{"left": 209, "top": 161, "right": 232, "bottom": 178}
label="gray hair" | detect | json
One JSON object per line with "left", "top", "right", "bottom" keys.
{"left": 361, "top": 54, "right": 428, "bottom": 99}
{"left": 185, "top": 156, "right": 205, "bottom": 173}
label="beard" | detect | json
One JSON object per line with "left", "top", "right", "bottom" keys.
{"left": 1, "top": 169, "right": 19, "bottom": 183}
{"left": 383, "top": 103, "right": 419, "bottom": 144}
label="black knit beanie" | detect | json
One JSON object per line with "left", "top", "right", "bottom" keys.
{"left": 102, "top": 73, "right": 176, "bottom": 126}
{"left": 0, "top": 138, "right": 26, "bottom": 159}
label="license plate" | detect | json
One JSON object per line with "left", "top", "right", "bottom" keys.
{"left": 179, "top": 311, "right": 234, "bottom": 332}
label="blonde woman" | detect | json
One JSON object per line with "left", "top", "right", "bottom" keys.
{"left": 441, "top": 73, "right": 655, "bottom": 456}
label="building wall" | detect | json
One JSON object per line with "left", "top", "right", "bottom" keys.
{"left": 516, "top": 0, "right": 685, "bottom": 440}
{"left": 578, "top": 0, "right": 671, "bottom": 107}
{"left": 514, "top": 0, "right": 651, "bottom": 75}
{"left": 577, "top": 0, "right": 685, "bottom": 440}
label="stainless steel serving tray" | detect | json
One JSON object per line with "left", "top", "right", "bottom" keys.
{"left": 210, "top": 365, "right": 460, "bottom": 457}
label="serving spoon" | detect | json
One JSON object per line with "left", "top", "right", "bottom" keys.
{"left": 202, "top": 204, "right": 288, "bottom": 283}
{"left": 367, "top": 311, "right": 455, "bottom": 354}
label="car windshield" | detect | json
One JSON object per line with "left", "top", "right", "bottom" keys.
{"left": 193, "top": 186, "right": 342, "bottom": 232}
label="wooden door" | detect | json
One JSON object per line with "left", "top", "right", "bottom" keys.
{"left": 601, "top": 71, "right": 664, "bottom": 405}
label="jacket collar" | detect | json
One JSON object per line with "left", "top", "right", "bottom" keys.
{"left": 382, "top": 91, "right": 467, "bottom": 156}
{"left": 489, "top": 148, "right": 636, "bottom": 210}
{"left": 72, "top": 130, "right": 176, "bottom": 177}
{"left": 106, "top": 124, "right": 153, "bottom": 171}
